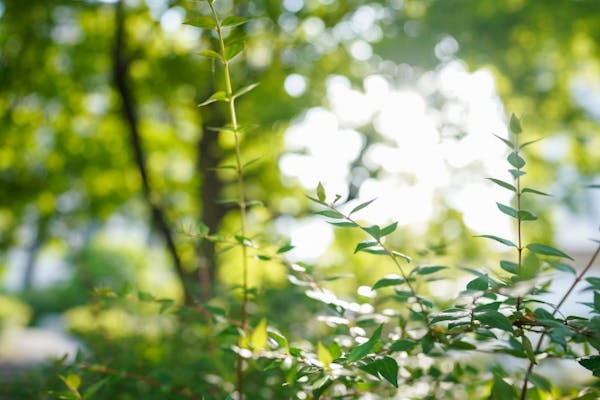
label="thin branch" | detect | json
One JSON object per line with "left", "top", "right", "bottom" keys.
{"left": 112, "top": 0, "right": 192, "bottom": 303}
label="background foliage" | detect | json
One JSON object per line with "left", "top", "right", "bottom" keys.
{"left": 0, "top": 0, "right": 599, "bottom": 399}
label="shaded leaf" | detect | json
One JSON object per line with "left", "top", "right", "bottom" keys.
{"left": 496, "top": 203, "right": 519, "bottom": 219}
{"left": 380, "top": 222, "right": 398, "bottom": 237}
{"left": 222, "top": 16, "right": 250, "bottom": 27}
{"left": 500, "top": 260, "right": 518, "bottom": 274}
{"left": 354, "top": 240, "right": 377, "bottom": 254}
{"left": 522, "top": 187, "right": 551, "bottom": 196}
{"left": 390, "top": 339, "right": 417, "bottom": 352}
{"left": 277, "top": 243, "right": 294, "bottom": 254}
{"left": 476, "top": 235, "right": 516, "bottom": 247}
{"left": 508, "top": 151, "right": 526, "bottom": 169}
{"left": 315, "top": 210, "right": 343, "bottom": 219}
{"left": 466, "top": 274, "right": 489, "bottom": 291}
{"left": 328, "top": 221, "right": 358, "bottom": 228}
{"left": 232, "top": 83, "right": 259, "bottom": 99}
{"left": 347, "top": 325, "right": 382, "bottom": 362}
{"left": 376, "top": 356, "right": 399, "bottom": 387}
{"left": 518, "top": 209, "right": 537, "bottom": 221}
{"left": 509, "top": 113, "right": 522, "bottom": 134}
{"left": 411, "top": 265, "right": 447, "bottom": 276}
{"left": 529, "top": 372, "right": 552, "bottom": 393}
{"left": 493, "top": 134, "right": 514, "bottom": 149}
{"left": 392, "top": 250, "right": 412, "bottom": 263}
{"left": 578, "top": 356, "right": 600, "bottom": 377}
{"left": 492, "top": 374, "right": 517, "bottom": 400}
{"left": 184, "top": 16, "right": 217, "bottom": 29}
{"left": 487, "top": 178, "right": 516, "bottom": 192}
{"left": 372, "top": 275, "right": 405, "bottom": 290}
{"left": 520, "top": 138, "right": 543, "bottom": 149}
{"left": 475, "top": 310, "right": 513, "bottom": 332}
{"left": 200, "top": 49, "right": 223, "bottom": 61}
{"left": 526, "top": 243, "right": 573, "bottom": 260}
{"left": 509, "top": 168, "right": 526, "bottom": 178}
{"left": 198, "top": 91, "right": 228, "bottom": 107}
{"left": 350, "top": 198, "right": 376, "bottom": 215}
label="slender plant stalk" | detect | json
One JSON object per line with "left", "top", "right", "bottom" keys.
{"left": 519, "top": 241, "right": 600, "bottom": 400}
{"left": 207, "top": 2, "right": 249, "bottom": 398}
{"left": 514, "top": 134, "right": 523, "bottom": 311}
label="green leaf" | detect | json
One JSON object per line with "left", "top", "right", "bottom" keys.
{"left": 500, "top": 260, "right": 518, "bottom": 274}
{"left": 138, "top": 291, "right": 154, "bottom": 301}
{"left": 475, "top": 235, "right": 516, "bottom": 247}
{"left": 354, "top": 240, "right": 377, "bottom": 254}
{"left": 588, "top": 184, "right": 600, "bottom": 189}
{"left": 526, "top": 243, "right": 573, "bottom": 260}
{"left": 420, "top": 333, "right": 434, "bottom": 353}
{"left": 347, "top": 324, "right": 382, "bottom": 362}
{"left": 277, "top": 243, "right": 294, "bottom": 254}
{"left": 184, "top": 16, "right": 217, "bottom": 29}
{"left": 487, "top": 178, "right": 516, "bottom": 192}
{"left": 493, "top": 134, "right": 514, "bottom": 149}
{"left": 372, "top": 275, "right": 406, "bottom": 290}
{"left": 520, "top": 138, "right": 542, "bottom": 149}
{"left": 522, "top": 334, "right": 536, "bottom": 364}
{"left": 412, "top": 265, "right": 447, "bottom": 276}
{"left": 250, "top": 318, "right": 268, "bottom": 351}
{"left": 522, "top": 187, "right": 551, "bottom": 196}
{"left": 475, "top": 310, "right": 513, "bottom": 332}
{"left": 518, "top": 209, "right": 537, "bottom": 221}
{"left": 198, "top": 91, "right": 228, "bottom": 107}
{"left": 492, "top": 374, "right": 517, "bottom": 400}
{"left": 315, "top": 209, "right": 343, "bottom": 219}
{"left": 507, "top": 151, "right": 526, "bottom": 169}
{"left": 83, "top": 377, "right": 110, "bottom": 399}
{"left": 199, "top": 49, "right": 223, "bottom": 61}
{"left": 509, "top": 168, "right": 526, "bottom": 178}
{"left": 578, "top": 355, "right": 600, "bottom": 377}
{"left": 316, "top": 182, "right": 326, "bottom": 202}
{"left": 221, "top": 15, "right": 250, "bottom": 27}
{"left": 392, "top": 250, "right": 411, "bottom": 263}
{"left": 509, "top": 113, "right": 522, "bottom": 134}
{"left": 466, "top": 274, "right": 489, "bottom": 291}
{"left": 350, "top": 198, "right": 376, "bottom": 215}
{"left": 268, "top": 330, "right": 289, "bottom": 351}
{"left": 390, "top": 339, "right": 417, "bottom": 352}
{"left": 312, "top": 377, "right": 332, "bottom": 399}
{"left": 529, "top": 372, "right": 552, "bottom": 393}
{"left": 159, "top": 299, "right": 174, "bottom": 314}
{"left": 232, "top": 83, "right": 259, "bottom": 99}
{"left": 317, "top": 342, "right": 333, "bottom": 367}
{"left": 225, "top": 40, "right": 244, "bottom": 60}
{"left": 380, "top": 222, "right": 398, "bottom": 237}
{"left": 363, "top": 224, "right": 381, "bottom": 239}
{"left": 328, "top": 221, "right": 358, "bottom": 228}
{"left": 60, "top": 374, "right": 81, "bottom": 391}
{"left": 550, "top": 261, "right": 576, "bottom": 275}
{"left": 496, "top": 202, "right": 519, "bottom": 219}
{"left": 376, "top": 356, "right": 399, "bottom": 387}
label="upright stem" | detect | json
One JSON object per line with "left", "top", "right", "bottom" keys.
{"left": 208, "top": 3, "right": 248, "bottom": 398}
{"left": 519, "top": 241, "right": 600, "bottom": 400}
{"left": 515, "top": 135, "right": 523, "bottom": 311}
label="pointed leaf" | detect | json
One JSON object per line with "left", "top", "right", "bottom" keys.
{"left": 380, "top": 222, "right": 398, "bottom": 237}
{"left": 528, "top": 372, "right": 552, "bottom": 392}
{"left": 390, "top": 339, "right": 417, "bottom": 352}
{"left": 198, "top": 91, "right": 228, "bottom": 107}
{"left": 376, "top": 356, "right": 399, "bottom": 387}
{"left": 500, "top": 260, "right": 518, "bottom": 274}
{"left": 526, "top": 243, "right": 573, "bottom": 260}
{"left": 372, "top": 275, "right": 405, "bottom": 290}
{"left": 518, "top": 209, "right": 537, "bottom": 221}
{"left": 317, "top": 342, "right": 333, "bottom": 367}
{"left": 200, "top": 49, "right": 223, "bottom": 61}
{"left": 497, "top": 203, "right": 519, "bottom": 219}
{"left": 391, "top": 250, "right": 411, "bottom": 263}
{"left": 350, "top": 198, "right": 376, "bottom": 215}
{"left": 225, "top": 41, "right": 244, "bottom": 60}
{"left": 222, "top": 15, "right": 250, "bottom": 27}
{"left": 578, "top": 356, "right": 600, "bottom": 377}
{"left": 328, "top": 221, "right": 358, "bottom": 228}
{"left": 232, "top": 83, "right": 259, "bottom": 99}
{"left": 509, "top": 113, "right": 522, "bottom": 134}
{"left": 250, "top": 318, "right": 268, "bottom": 351}
{"left": 522, "top": 187, "right": 551, "bottom": 196}
{"left": 347, "top": 325, "right": 382, "bottom": 362}
{"left": 315, "top": 210, "right": 344, "bottom": 219}
{"left": 354, "top": 240, "right": 377, "bottom": 254}
{"left": 520, "top": 138, "right": 542, "bottom": 149}
{"left": 466, "top": 274, "right": 489, "bottom": 291}
{"left": 184, "top": 16, "right": 217, "bottom": 29}
{"left": 509, "top": 169, "right": 526, "bottom": 178}
{"left": 316, "top": 182, "right": 326, "bottom": 202}
{"left": 363, "top": 225, "right": 381, "bottom": 239}
{"left": 493, "top": 134, "right": 514, "bottom": 149}
{"left": 277, "top": 243, "right": 294, "bottom": 254}
{"left": 492, "top": 374, "right": 517, "bottom": 400}
{"left": 412, "top": 265, "right": 447, "bottom": 276}
{"left": 475, "top": 235, "right": 516, "bottom": 247}
{"left": 475, "top": 310, "right": 513, "bottom": 332}
{"left": 487, "top": 178, "right": 516, "bottom": 192}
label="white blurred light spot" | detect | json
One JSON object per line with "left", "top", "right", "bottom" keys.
{"left": 284, "top": 74, "right": 307, "bottom": 97}
{"left": 350, "top": 40, "right": 372, "bottom": 61}
{"left": 160, "top": 7, "right": 184, "bottom": 33}
{"left": 283, "top": 0, "right": 304, "bottom": 13}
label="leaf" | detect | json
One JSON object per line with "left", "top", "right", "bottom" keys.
{"left": 232, "top": 83, "right": 259, "bottom": 99}
{"left": 550, "top": 261, "right": 576, "bottom": 275}
{"left": 317, "top": 342, "right": 333, "bottom": 368}
{"left": 198, "top": 91, "right": 228, "bottom": 107}
{"left": 392, "top": 250, "right": 411, "bottom": 263}
{"left": 221, "top": 15, "right": 250, "bottom": 27}
{"left": 528, "top": 372, "right": 552, "bottom": 393}
{"left": 199, "top": 49, "right": 222, "bottom": 61}
{"left": 328, "top": 221, "right": 358, "bottom": 228}
{"left": 159, "top": 299, "right": 174, "bottom": 314}
{"left": 225, "top": 40, "right": 244, "bottom": 60}
{"left": 421, "top": 333, "right": 434, "bottom": 353}
{"left": 138, "top": 291, "right": 154, "bottom": 301}
{"left": 487, "top": 178, "right": 516, "bottom": 192}
{"left": 347, "top": 324, "right": 382, "bottom": 362}
{"left": 526, "top": 243, "right": 573, "bottom": 260}
{"left": 588, "top": 184, "right": 600, "bottom": 189}
{"left": 522, "top": 187, "right": 551, "bottom": 196}
{"left": 522, "top": 334, "right": 536, "bottom": 364}
{"left": 315, "top": 210, "right": 344, "bottom": 219}
{"left": 475, "top": 235, "right": 516, "bottom": 247}
{"left": 250, "top": 318, "right": 268, "bottom": 351}
{"left": 412, "top": 265, "right": 447, "bottom": 276}
{"left": 380, "top": 222, "right": 398, "bottom": 237}
{"left": 376, "top": 356, "right": 399, "bottom": 387}
{"left": 509, "top": 113, "right": 522, "bottom": 134}
{"left": 350, "top": 198, "right": 376, "bottom": 215}
{"left": 507, "top": 151, "right": 526, "bottom": 169}
{"left": 83, "top": 377, "right": 110, "bottom": 399}
{"left": 520, "top": 138, "right": 542, "bottom": 149}
{"left": 496, "top": 202, "right": 519, "bottom": 219}
{"left": 363, "top": 225, "right": 381, "bottom": 239}
{"left": 493, "top": 134, "right": 514, "bottom": 149}
{"left": 500, "top": 260, "right": 518, "bottom": 274}
{"left": 466, "top": 274, "right": 489, "bottom": 291}
{"left": 60, "top": 374, "right": 81, "bottom": 391}
{"left": 184, "top": 16, "right": 217, "bottom": 29}
{"left": 277, "top": 243, "right": 294, "bottom": 254}
{"left": 509, "top": 169, "right": 526, "bottom": 178}
{"left": 372, "top": 275, "right": 406, "bottom": 290}
{"left": 354, "top": 240, "right": 377, "bottom": 254}
{"left": 492, "top": 374, "right": 517, "bottom": 400}
{"left": 316, "top": 182, "right": 326, "bottom": 202}
{"left": 578, "top": 355, "right": 600, "bottom": 377}
{"left": 474, "top": 310, "right": 513, "bottom": 332}
{"left": 390, "top": 339, "right": 417, "bottom": 352}
{"left": 518, "top": 209, "right": 537, "bottom": 221}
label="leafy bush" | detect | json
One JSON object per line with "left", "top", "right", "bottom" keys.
{"left": 49, "top": 2, "right": 600, "bottom": 400}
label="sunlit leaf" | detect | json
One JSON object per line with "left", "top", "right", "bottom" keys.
{"left": 184, "top": 16, "right": 217, "bottom": 29}
{"left": 475, "top": 310, "right": 513, "bottom": 332}
{"left": 277, "top": 243, "right": 294, "bottom": 254}
{"left": 372, "top": 274, "right": 405, "bottom": 290}
{"left": 492, "top": 374, "right": 517, "bottom": 400}
{"left": 138, "top": 291, "right": 154, "bottom": 301}
{"left": 392, "top": 250, "right": 411, "bottom": 263}
{"left": 250, "top": 318, "right": 268, "bottom": 351}
{"left": 354, "top": 240, "right": 377, "bottom": 253}
{"left": 317, "top": 342, "right": 333, "bottom": 367}
{"left": 347, "top": 324, "right": 382, "bottom": 362}
{"left": 198, "top": 91, "right": 228, "bottom": 107}
{"left": 199, "top": 49, "right": 222, "bottom": 61}
{"left": 390, "top": 339, "right": 417, "bottom": 352}
{"left": 316, "top": 182, "right": 326, "bottom": 202}
{"left": 222, "top": 16, "right": 251, "bottom": 27}
{"left": 232, "top": 83, "right": 259, "bottom": 99}
{"left": 328, "top": 221, "right": 358, "bottom": 228}
{"left": 60, "top": 374, "right": 81, "bottom": 391}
